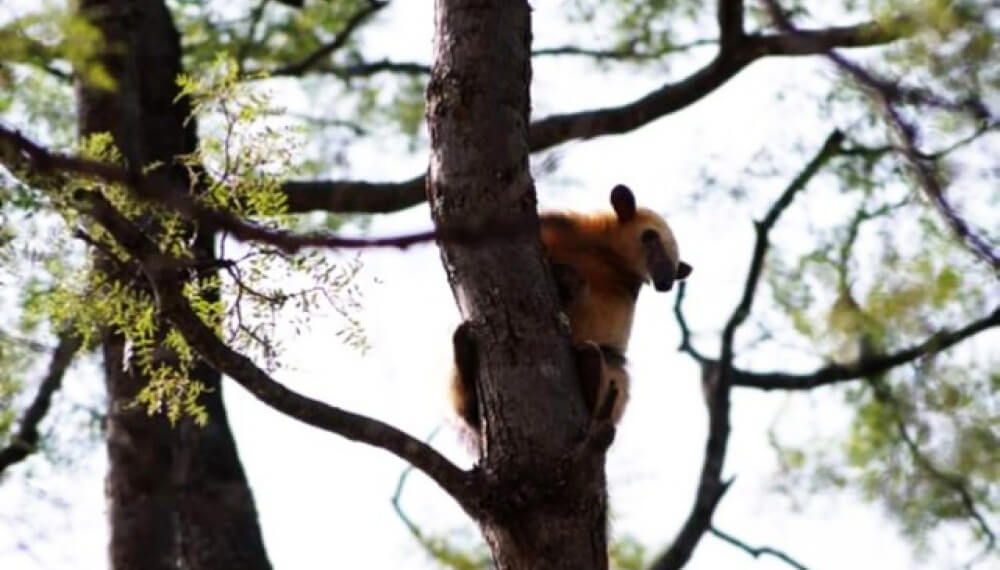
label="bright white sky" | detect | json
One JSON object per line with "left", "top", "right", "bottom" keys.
{"left": 1, "top": 1, "right": 995, "bottom": 569}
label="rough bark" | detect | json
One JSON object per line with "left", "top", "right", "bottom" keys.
{"left": 133, "top": 3, "right": 272, "bottom": 568}
{"left": 77, "top": 3, "right": 176, "bottom": 568}
{"left": 427, "top": 1, "right": 609, "bottom": 568}
{"left": 77, "top": 1, "right": 271, "bottom": 568}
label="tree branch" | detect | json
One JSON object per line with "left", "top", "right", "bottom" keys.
{"left": 870, "top": 380, "right": 997, "bottom": 565}
{"left": 282, "top": 175, "right": 426, "bottom": 213}
{"left": 654, "top": 132, "right": 843, "bottom": 570}
{"left": 0, "top": 330, "right": 82, "bottom": 475}
{"left": 307, "top": 59, "right": 430, "bottom": 78}
{"left": 0, "top": 125, "right": 535, "bottom": 253}
{"left": 717, "top": 0, "right": 745, "bottom": 51}
{"left": 531, "top": 39, "right": 717, "bottom": 61}
{"left": 279, "top": 17, "right": 903, "bottom": 214}
{"left": 526, "top": 22, "right": 899, "bottom": 154}
{"left": 672, "top": 281, "right": 708, "bottom": 363}
{"left": 761, "top": 0, "right": 1000, "bottom": 271}
{"left": 709, "top": 526, "right": 809, "bottom": 570}
{"left": 74, "top": 190, "right": 480, "bottom": 513}
{"left": 270, "top": 1, "right": 388, "bottom": 77}
{"left": 729, "top": 306, "right": 1000, "bottom": 390}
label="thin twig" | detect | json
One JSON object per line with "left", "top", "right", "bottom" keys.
{"left": 673, "top": 281, "right": 708, "bottom": 363}
{"left": 654, "top": 131, "right": 844, "bottom": 570}
{"left": 270, "top": 1, "right": 388, "bottom": 77}
{"left": 277, "top": 16, "right": 906, "bottom": 215}
{"left": 762, "top": 0, "right": 1000, "bottom": 271}
{"left": 0, "top": 331, "right": 82, "bottom": 475}
{"left": 710, "top": 525, "right": 810, "bottom": 570}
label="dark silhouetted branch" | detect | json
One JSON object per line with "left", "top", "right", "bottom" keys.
{"left": 526, "top": 22, "right": 898, "bottom": 154}
{"left": 282, "top": 175, "right": 426, "bottom": 213}
{"left": 729, "top": 306, "right": 1000, "bottom": 390}
{"left": 0, "top": 331, "right": 82, "bottom": 475}
{"left": 672, "top": 281, "right": 708, "bottom": 363}
{"left": 531, "top": 39, "right": 717, "bottom": 61}
{"left": 654, "top": 132, "right": 843, "bottom": 570}
{"left": 75, "top": 190, "right": 481, "bottom": 513}
{"left": 281, "top": 16, "right": 904, "bottom": 215}
{"left": 270, "top": 1, "right": 388, "bottom": 76}
{"left": 717, "top": 0, "right": 745, "bottom": 51}
{"left": 710, "top": 526, "right": 809, "bottom": 570}
{"left": 0, "top": 125, "right": 538, "bottom": 253}
{"left": 310, "top": 59, "right": 431, "bottom": 78}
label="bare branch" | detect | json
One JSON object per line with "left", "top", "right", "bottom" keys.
{"left": 654, "top": 132, "right": 843, "bottom": 570}
{"left": 729, "top": 306, "right": 1000, "bottom": 390}
{"left": 309, "top": 59, "right": 430, "bottom": 78}
{"left": 672, "top": 282, "right": 708, "bottom": 363}
{"left": 0, "top": 331, "right": 82, "bottom": 475}
{"left": 526, "top": 22, "right": 899, "bottom": 154}
{"left": 761, "top": 0, "right": 1000, "bottom": 271}
{"left": 709, "top": 526, "right": 810, "bottom": 570}
{"left": 720, "top": 130, "right": 845, "bottom": 368}
{"left": 531, "top": 38, "right": 717, "bottom": 61}
{"left": 270, "top": 1, "right": 388, "bottom": 77}
{"left": 282, "top": 175, "right": 425, "bottom": 214}
{"left": 74, "top": 190, "right": 480, "bottom": 512}
{"left": 281, "top": 17, "right": 905, "bottom": 215}
{"left": 753, "top": 18, "right": 910, "bottom": 56}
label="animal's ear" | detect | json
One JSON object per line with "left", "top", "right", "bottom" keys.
{"left": 676, "top": 261, "right": 693, "bottom": 280}
{"left": 610, "top": 184, "right": 636, "bottom": 223}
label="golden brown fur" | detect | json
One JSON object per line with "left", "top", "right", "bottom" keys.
{"left": 449, "top": 185, "right": 690, "bottom": 443}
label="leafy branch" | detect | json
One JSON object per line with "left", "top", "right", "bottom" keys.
{"left": 70, "top": 188, "right": 481, "bottom": 512}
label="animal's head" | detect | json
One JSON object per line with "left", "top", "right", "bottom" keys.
{"left": 608, "top": 184, "right": 692, "bottom": 292}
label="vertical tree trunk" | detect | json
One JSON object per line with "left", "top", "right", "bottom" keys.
{"left": 131, "top": 3, "right": 273, "bottom": 568}
{"left": 77, "top": 2, "right": 177, "bottom": 568}
{"left": 427, "top": 1, "right": 609, "bottom": 568}
{"left": 78, "top": 1, "right": 271, "bottom": 568}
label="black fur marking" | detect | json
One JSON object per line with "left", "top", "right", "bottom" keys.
{"left": 575, "top": 343, "right": 604, "bottom": 415}
{"left": 598, "top": 345, "right": 627, "bottom": 369}
{"left": 552, "top": 262, "right": 585, "bottom": 306}
{"left": 596, "top": 381, "right": 618, "bottom": 421}
{"left": 453, "top": 322, "right": 481, "bottom": 432}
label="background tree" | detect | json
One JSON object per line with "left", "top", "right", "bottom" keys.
{"left": 0, "top": 0, "right": 997, "bottom": 569}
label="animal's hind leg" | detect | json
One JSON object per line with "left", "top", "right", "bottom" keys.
{"left": 574, "top": 342, "right": 629, "bottom": 423}
{"left": 574, "top": 341, "right": 605, "bottom": 418}
{"left": 450, "top": 322, "right": 481, "bottom": 433}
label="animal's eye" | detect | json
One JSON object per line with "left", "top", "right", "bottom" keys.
{"left": 641, "top": 229, "right": 658, "bottom": 243}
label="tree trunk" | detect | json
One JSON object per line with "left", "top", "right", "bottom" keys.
{"left": 77, "top": 2, "right": 177, "bottom": 568}
{"left": 133, "top": 2, "right": 274, "bottom": 568}
{"left": 427, "top": 1, "right": 609, "bottom": 568}
{"left": 78, "top": 1, "right": 271, "bottom": 568}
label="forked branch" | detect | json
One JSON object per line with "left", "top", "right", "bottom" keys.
{"left": 652, "top": 131, "right": 844, "bottom": 570}
{"left": 72, "top": 190, "right": 480, "bottom": 512}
